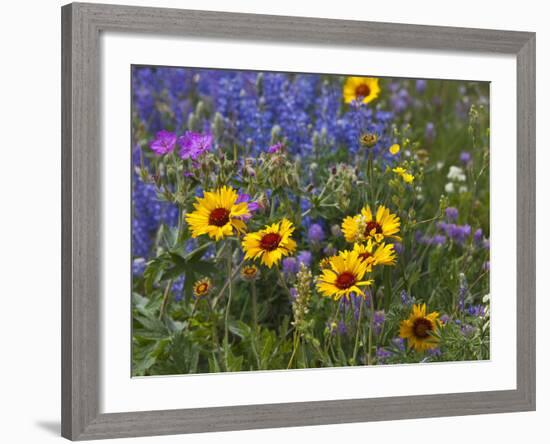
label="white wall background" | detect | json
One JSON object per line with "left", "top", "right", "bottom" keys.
{"left": 0, "top": 0, "right": 545, "bottom": 442}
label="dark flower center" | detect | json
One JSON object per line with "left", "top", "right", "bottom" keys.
{"left": 355, "top": 84, "right": 371, "bottom": 98}
{"left": 209, "top": 208, "right": 230, "bottom": 227}
{"left": 365, "top": 221, "right": 383, "bottom": 237}
{"left": 260, "top": 233, "right": 282, "bottom": 251}
{"left": 335, "top": 272, "right": 356, "bottom": 289}
{"left": 413, "top": 318, "right": 433, "bottom": 338}
{"left": 360, "top": 133, "right": 378, "bottom": 147}
{"left": 359, "top": 252, "right": 372, "bottom": 262}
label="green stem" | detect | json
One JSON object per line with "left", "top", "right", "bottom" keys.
{"left": 158, "top": 279, "right": 173, "bottom": 320}
{"left": 276, "top": 267, "right": 293, "bottom": 300}
{"left": 223, "top": 242, "right": 233, "bottom": 370}
{"left": 211, "top": 257, "right": 245, "bottom": 309}
{"left": 251, "top": 281, "right": 258, "bottom": 332}
{"left": 287, "top": 331, "right": 299, "bottom": 369}
{"left": 352, "top": 298, "right": 364, "bottom": 365}
{"left": 367, "top": 290, "right": 375, "bottom": 365}
{"left": 367, "top": 149, "right": 374, "bottom": 205}
{"left": 206, "top": 298, "right": 225, "bottom": 371}
{"left": 250, "top": 281, "right": 262, "bottom": 370}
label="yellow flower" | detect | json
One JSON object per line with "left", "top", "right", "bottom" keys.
{"left": 343, "top": 77, "right": 381, "bottom": 104}
{"left": 242, "top": 218, "right": 297, "bottom": 268}
{"left": 316, "top": 250, "right": 373, "bottom": 301}
{"left": 399, "top": 304, "right": 440, "bottom": 352}
{"left": 389, "top": 144, "right": 400, "bottom": 155}
{"left": 353, "top": 240, "right": 396, "bottom": 267}
{"left": 392, "top": 166, "right": 406, "bottom": 175}
{"left": 319, "top": 257, "right": 333, "bottom": 270}
{"left": 241, "top": 264, "right": 259, "bottom": 281}
{"left": 193, "top": 277, "right": 212, "bottom": 298}
{"left": 341, "top": 205, "right": 401, "bottom": 244}
{"left": 392, "top": 166, "right": 415, "bottom": 184}
{"left": 185, "top": 186, "right": 250, "bottom": 240}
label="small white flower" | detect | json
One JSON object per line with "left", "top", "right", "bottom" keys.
{"left": 445, "top": 182, "right": 455, "bottom": 193}
{"left": 459, "top": 185, "right": 468, "bottom": 193}
{"left": 447, "top": 165, "right": 466, "bottom": 182}
{"left": 436, "top": 161, "right": 444, "bottom": 171}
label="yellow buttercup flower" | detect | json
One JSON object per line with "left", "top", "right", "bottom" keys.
{"left": 316, "top": 250, "right": 373, "bottom": 301}
{"left": 389, "top": 144, "right": 400, "bottom": 155}
{"left": 392, "top": 167, "right": 406, "bottom": 175}
{"left": 399, "top": 304, "right": 440, "bottom": 352}
{"left": 343, "top": 77, "right": 381, "bottom": 104}
{"left": 353, "top": 240, "right": 397, "bottom": 267}
{"left": 242, "top": 219, "right": 297, "bottom": 268}
{"left": 341, "top": 205, "right": 401, "bottom": 244}
{"left": 193, "top": 277, "right": 212, "bottom": 298}
{"left": 392, "top": 166, "right": 415, "bottom": 184}
{"left": 185, "top": 186, "right": 250, "bottom": 240}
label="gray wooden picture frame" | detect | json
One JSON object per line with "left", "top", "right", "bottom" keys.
{"left": 61, "top": 2, "right": 536, "bottom": 440}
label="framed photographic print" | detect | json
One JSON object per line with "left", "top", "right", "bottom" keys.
{"left": 61, "top": 2, "right": 536, "bottom": 440}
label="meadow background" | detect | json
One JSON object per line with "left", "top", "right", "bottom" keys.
{"left": 131, "top": 66, "right": 490, "bottom": 375}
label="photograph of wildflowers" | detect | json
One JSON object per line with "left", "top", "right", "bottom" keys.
{"left": 131, "top": 66, "right": 490, "bottom": 376}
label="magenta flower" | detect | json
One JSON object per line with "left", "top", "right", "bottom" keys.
{"left": 267, "top": 142, "right": 283, "bottom": 154}
{"left": 149, "top": 130, "right": 177, "bottom": 155}
{"left": 178, "top": 131, "right": 213, "bottom": 160}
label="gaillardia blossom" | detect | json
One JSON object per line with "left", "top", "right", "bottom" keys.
{"left": 341, "top": 205, "right": 401, "bottom": 243}
{"left": 185, "top": 186, "right": 250, "bottom": 240}
{"left": 316, "top": 250, "right": 373, "bottom": 301}
{"left": 359, "top": 132, "right": 378, "bottom": 148}
{"left": 193, "top": 277, "right": 212, "bottom": 298}
{"left": 240, "top": 264, "right": 259, "bottom": 281}
{"left": 242, "top": 219, "right": 297, "bottom": 268}
{"left": 399, "top": 303, "right": 440, "bottom": 352}
{"left": 353, "top": 240, "right": 397, "bottom": 267}
{"left": 343, "top": 77, "right": 381, "bottom": 104}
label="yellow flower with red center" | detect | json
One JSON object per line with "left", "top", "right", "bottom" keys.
{"left": 316, "top": 250, "right": 373, "bottom": 301}
{"left": 242, "top": 219, "right": 297, "bottom": 268}
{"left": 341, "top": 205, "right": 401, "bottom": 244}
{"left": 193, "top": 277, "right": 212, "bottom": 298}
{"left": 240, "top": 264, "right": 260, "bottom": 281}
{"left": 353, "top": 240, "right": 397, "bottom": 267}
{"left": 343, "top": 77, "right": 381, "bottom": 104}
{"left": 185, "top": 186, "right": 250, "bottom": 240}
{"left": 399, "top": 304, "right": 441, "bottom": 352}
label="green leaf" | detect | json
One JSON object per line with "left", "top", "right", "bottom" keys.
{"left": 229, "top": 320, "right": 251, "bottom": 340}
{"left": 134, "top": 315, "right": 168, "bottom": 335}
{"left": 226, "top": 351, "right": 244, "bottom": 372}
